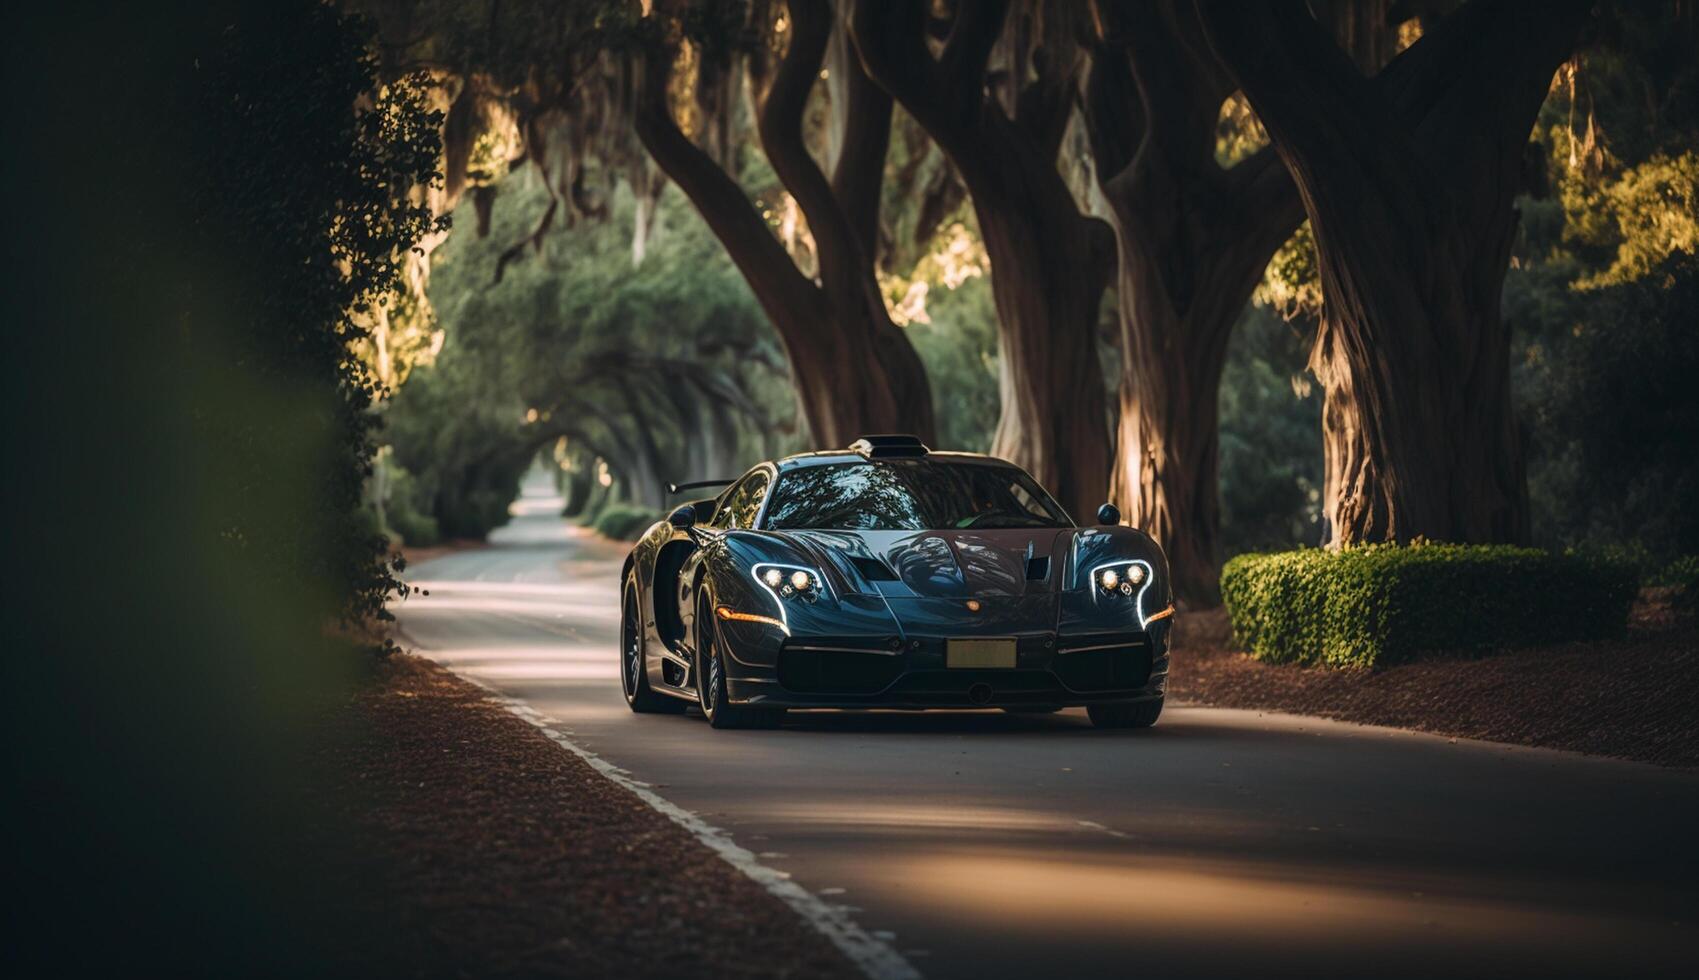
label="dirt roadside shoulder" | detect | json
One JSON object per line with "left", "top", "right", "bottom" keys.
{"left": 306, "top": 654, "right": 860, "bottom": 979}
{"left": 1167, "top": 596, "right": 1699, "bottom": 769}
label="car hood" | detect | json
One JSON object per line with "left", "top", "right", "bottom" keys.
{"left": 785, "top": 528, "right": 1073, "bottom": 597}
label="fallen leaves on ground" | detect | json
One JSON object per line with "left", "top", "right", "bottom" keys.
{"left": 1168, "top": 594, "right": 1699, "bottom": 768}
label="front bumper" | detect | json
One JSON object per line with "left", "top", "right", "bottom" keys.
{"left": 721, "top": 623, "right": 1170, "bottom": 709}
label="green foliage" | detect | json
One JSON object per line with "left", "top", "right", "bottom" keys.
{"left": 1218, "top": 305, "right": 1324, "bottom": 555}
{"left": 1651, "top": 554, "right": 1699, "bottom": 590}
{"left": 1655, "top": 555, "right": 1699, "bottom": 612}
{"left": 1513, "top": 250, "right": 1699, "bottom": 562}
{"left": 190, "top": 3, "right": 446, "bottom": 645}
{"left": 1255, "top": 221, "right": 1322, "bottom": 321}
{"left": 1564, "top": 152, "right": 1699, "bottom": 288}
{"left": 1221, "top": 544, "right": 1638, "bottom": 669}
{"left": 1214, "top": 91, "right": 1269, "bottom": 168}
{"left": 904, "top": 265, "right": 1001, "bottom": 454}
{"left": 386, "top": 170, "right": 797, "bottom": 539}
{"left": 592, "top": 503, "right": 665, "bottom": 541}
{"left": 383, "top": 461, "right": 442, "bottom": 546}
{"left": 8, "top": 1, "right": 448, "bottom": 968}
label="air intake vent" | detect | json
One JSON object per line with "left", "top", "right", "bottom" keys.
{"left": 1025, "top": 556, "right": 1051, "bottom": 581}
{"left": 849, "top": 434, "right": 929, "bottom": 458}
{"left": 850, "top": 556, "right": 899, "bottom": 581}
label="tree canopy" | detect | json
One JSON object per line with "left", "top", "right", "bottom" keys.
{"left": 359, "top": 0, "right": 1697, "bottom": 587}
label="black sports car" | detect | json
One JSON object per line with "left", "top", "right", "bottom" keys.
{"left": 619, "top": 436, "right": 1174, "bottom": 729}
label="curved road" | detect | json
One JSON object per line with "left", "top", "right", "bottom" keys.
{"left": 395, "top": 476, "right": 1698, "bottom": 979}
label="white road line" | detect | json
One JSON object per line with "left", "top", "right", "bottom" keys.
{"left": 445, "top": 669, "right": 923, "bottom": 980}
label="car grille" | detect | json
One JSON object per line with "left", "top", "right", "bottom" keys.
{"left": 777, "top": 632, "right": 1157, "bottom": 697}
{"left": 1052, "top": 636, "right": 1154, "bottom": 692}
{"left": 778, "top": 639, "right": 905, "bottom": 694}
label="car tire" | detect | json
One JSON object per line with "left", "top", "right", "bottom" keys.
{"left": 696, "top": 592, "right": 784, "bottom": 731}
{"left": 1087, "top": 698, "right": 1163, "bottom": 729}
{"left": 623, "top": 578, "right": 685, "bottom": 714}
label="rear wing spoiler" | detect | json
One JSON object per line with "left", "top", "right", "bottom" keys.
{"left": 667, "top": 478, "right": 737, "bottom": 494}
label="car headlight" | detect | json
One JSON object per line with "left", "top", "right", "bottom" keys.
{"left": 1095, "top": 561, "right": 1146, "bottom": 593}
{"left": 753, "top": 563, "right": 827, "bottom": 601}
{"left": 1088, "top": 559, "right": 1168, "bottom": 627}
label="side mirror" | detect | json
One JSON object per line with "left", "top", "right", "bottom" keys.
{"left": 667, "top": 504, "right": 696, "bottom": 530}
{"left": 1095, "top": 502, "right": 1121, "bottom": 526}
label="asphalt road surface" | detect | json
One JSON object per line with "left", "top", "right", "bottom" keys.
{"left": 394, "top": 476, "right": 1699, "bottom": 979}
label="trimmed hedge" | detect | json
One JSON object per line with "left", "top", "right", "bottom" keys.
{"left": 592, "top": 504, "right": 664, "bottom": 542}
{"left": 1220, "top": 543, "right": 1638, "bottom": 669}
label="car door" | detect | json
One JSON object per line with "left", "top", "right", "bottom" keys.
{"left": 678, "top": 468, "right": 773, "bottom": 650}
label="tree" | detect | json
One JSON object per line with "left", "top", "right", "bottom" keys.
{"left": 1198, "top": 0, "right": 1592, "bottom": 545}
{"left": 633, "top": 0, "right": 936, "bottom": 449}
{"left": 852, "top": 0, "right": 1115, "bottom": 521}
{"left": 1080, "top": 0, "right": 1425, "bottom": 603}
{"left": 386, "top": 169, "right": 795, "bottom": 539}
{"left": 1081, "top": 1, "right": 1305, "bottom": 603}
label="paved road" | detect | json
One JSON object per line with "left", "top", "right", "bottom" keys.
{"left": 395, "top": 478, "right": 1699, "bottom": 979}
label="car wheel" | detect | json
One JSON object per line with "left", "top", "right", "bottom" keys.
{"left": 695, "top": 592, "right": 784, "bottom": 731}
{"left": 622, "top": 579, "right": 684, "bottom": 714}
{"left": 1087, "top": 698, "right": 1163, "bottom": 729}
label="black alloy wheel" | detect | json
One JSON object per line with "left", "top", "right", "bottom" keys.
{"left": 622, "top": 579, "right": 683, "bottom": 714}
{"left": 695, "top": 591, "right": 784, "bottom": 730}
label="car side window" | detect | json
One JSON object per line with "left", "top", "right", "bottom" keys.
{"left": 728, "top": 471, "right": 771, "bottom": 528}
{"left": 711, "top": 471, "right": 770, "bottom": 530}
{"left": 708, "top": 481, "right": 743, "bottom": 529}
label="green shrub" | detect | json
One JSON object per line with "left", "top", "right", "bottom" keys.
{"left": 1653, "top": 554, "right": 1699, "bottom": 612}
{"left": 592, "top": 503, "right": 663, "bottom": 541}
{"left": 382, "top": 462, "right": 441, "bottom": 547}
{"left": 1220, "top": 543, "right": 1638, "bottom": 668}
{"left": 388, "top": 506, "right": 441, "bottom": 548}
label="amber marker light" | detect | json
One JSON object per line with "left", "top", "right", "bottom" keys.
{"left": 716, "top": 606, "right": 786, "bottom": 630}
{"left": 1145, "top": 605, "right": 1176, "bottom": 624}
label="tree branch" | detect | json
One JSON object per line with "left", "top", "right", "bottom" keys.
{"left": 827, "top": 0, "right": 893, "bottom": 259}
{"left": 1197, "top": 0, "right": 1590, "bottom": 221}
{"left": 1109, "top": 0, "right": 1233, "bottom": 175}
{"left": 938, "top": 0, "right": 1009, "bottom": 95}
{"left": 631, "top": 34, "right": 821, "bottom": 329}
{"left": 850, "top": 0, "right": 1000, "bottom": 156}
{"left": 1011, "top": 1, "right": 1093, "bottom": 162}
{"left": 1080, "top": 33, "right": 1144, "bottom": 190}
{"left": 758, "top": 0, "right": 867, "bottom": 284}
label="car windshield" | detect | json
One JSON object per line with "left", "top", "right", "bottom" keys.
{"left": 762, "top": 460, "right": 1072, "bottom": 531}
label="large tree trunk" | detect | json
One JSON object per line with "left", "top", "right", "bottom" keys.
{"left": 633, "top": 1, "right": 936, "bottom": 451}
{"left": 1083, "top": 1, "right": 1306, "bottom": 602}
{"left": 1113, "top": 286, "right": 1234, "bottom": 604}
{"left": 1100, "top": 171, "right": 1300, "bottom": 601}
{"left": 975, "top": 195, "right": 1113, "bottom": 522}
{"left": 1311, "top": 237, "right": 1527, "bottom": 542}
{"left": 1199, "top": 0, "right": 1587, "bottom": 545}
{"left": 852, "top": 0, "right": 1112, "bottom": 520}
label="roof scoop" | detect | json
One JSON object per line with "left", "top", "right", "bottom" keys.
{"left": 849, "top": 434, "right": 930, "bottom": 458}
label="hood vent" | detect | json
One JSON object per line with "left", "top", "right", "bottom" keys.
{"left": 1025, "top": 556, "right": 1051, "bottom": 581}
{"left": 850, "top": 556, "right": 900, "bottom": 581}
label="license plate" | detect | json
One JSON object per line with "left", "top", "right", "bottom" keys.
{"left": 947, "top": 638, "right": 1017, "bottom": 669}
